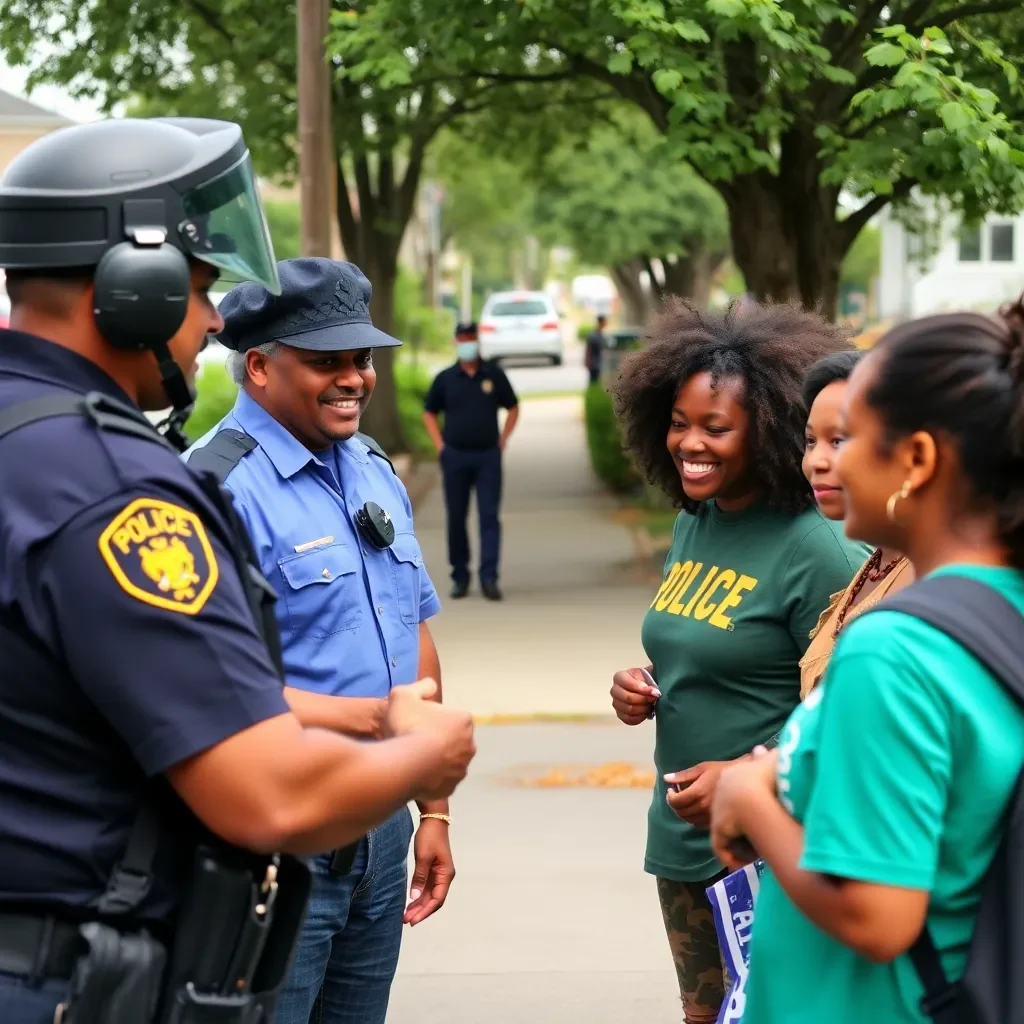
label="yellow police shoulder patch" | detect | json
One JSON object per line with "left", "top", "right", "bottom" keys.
{"left": 98, "top": 498, "right": 219, "bottom": 615}
{"left": 481, "top": 378, "right": 494, "bottom": 394}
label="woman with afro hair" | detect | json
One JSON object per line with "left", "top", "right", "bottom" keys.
{"left": 608, "top": 299, "right": 869, "bottom": 1023}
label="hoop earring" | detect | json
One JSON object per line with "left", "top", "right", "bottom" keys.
{"left": 886, "top": 480, "right": 912, "bottom": 524}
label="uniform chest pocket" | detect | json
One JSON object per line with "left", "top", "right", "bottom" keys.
{"left": 388, "top": 533, "right": 425, "bottom": 626}
{"left": 278, "top": 543, "right": 361, "bottom": 639}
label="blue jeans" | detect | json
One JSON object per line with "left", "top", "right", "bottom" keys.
{"left": 275, "top": 807, "right": 414, "bottom": 1024}
{"left": 440, "top": 446, "right": 503, "bottom": 585}
{"left": 0, "top": 972, "right": 71, "bottom": 1024}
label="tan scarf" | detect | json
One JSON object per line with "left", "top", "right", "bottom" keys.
{"left": 798, "top": 554, "right": 915, "bottom": 699}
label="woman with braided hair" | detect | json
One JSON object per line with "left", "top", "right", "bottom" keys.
{"left": 607, "top": 299, "right": 868, "bottom": 1022}
{"left": 713, "top": 300, "right": 1024, "bottom": 1023}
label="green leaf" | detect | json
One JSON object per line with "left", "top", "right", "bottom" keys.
{"left": 878, "top": 89, "right": 906, "bottom": 114}
{"left": 872, "top": 178, "right": 895, "bottom": 195}
{"left": 674, "top": 19, "right": 710, "bottom": 42}
{"left": 607, "top": 49, "right": 634, "bottom": 75}
{"left": 865, "top": 42, "right": 906, "bottom": 67}
{"left": 923, "top": 27, "right": 947, "bottom": 42}
{"left": 653, "top": 68, "right": 683, "bottom": 94}
{"left": 819, "top": 64, "right": 856, "bottom": 85}
{"left": 986, "top": 136, "right": 1010, "bottom": 162}
{"left": 939, "top": 101, "right": 970, "bottom": 133}
{"left": 706, "top": 0, "right": 746, "bottom": 18}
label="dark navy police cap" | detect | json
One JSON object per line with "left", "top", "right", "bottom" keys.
{"left": 218, "top": 257, "right": 401, "bottom": 353}
{"left": 454, "top": 321, "right": 478, "bottom": 337}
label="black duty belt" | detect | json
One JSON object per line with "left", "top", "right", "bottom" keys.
{"left": 0, "top": 913, "right": 83, "bottom": 980}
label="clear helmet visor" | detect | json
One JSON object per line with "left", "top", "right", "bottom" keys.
{"left": 178, "top": 154, "right": 280, "bottom": 294}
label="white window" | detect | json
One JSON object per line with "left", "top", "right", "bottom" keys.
{"left": 989, "top": 223, "right": 1015, "bottom": 262}
{"left": 958, "top": 225, "right": 982, "bottom": 262}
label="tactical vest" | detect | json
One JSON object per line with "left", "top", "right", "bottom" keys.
{"left": 0, "top": 391, "right": 287, "bottom": 916}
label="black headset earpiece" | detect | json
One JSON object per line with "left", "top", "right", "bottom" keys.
{"left": 93, "top": 239, "right": 191, "bottom": 351}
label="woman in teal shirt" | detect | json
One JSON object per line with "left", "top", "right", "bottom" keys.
{"left": 710, "top": 305, "right": 1024, "bottom": 1023}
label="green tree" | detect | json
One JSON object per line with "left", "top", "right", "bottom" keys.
{"left": 428, "top": 130, "right": 538, "bottom": 305}
{"left": 333, "top": 0, "right": 1024, "bottom": 317}
{"left": 0, "top": 1, "right": 601, "bottom": 450}
{"left": 532, "top": 114, "right": 729, "bottom": 321}
{"left": 840, "top": 225, "right": 881, "bottom": 294}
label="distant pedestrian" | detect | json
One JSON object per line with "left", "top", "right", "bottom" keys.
{"left": 423, "top": 322, "right": 520, "bottom": 601}
{"left": 585, "top": 314, "right": 608, "bottom": 384}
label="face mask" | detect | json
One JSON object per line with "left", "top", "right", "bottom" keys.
{"left": 456, "top": 341, "right": 480, "bottom": 362}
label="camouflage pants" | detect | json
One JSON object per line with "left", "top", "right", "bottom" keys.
{"left": 656, "top": 874, "right": 730, "bottom": 1024}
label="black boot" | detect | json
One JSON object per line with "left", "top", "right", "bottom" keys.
{"left": 481, "top": 581, "right": 503, "bottom": 602}
{"left": 451, "top": 580, "right": 470, "bottom": 599}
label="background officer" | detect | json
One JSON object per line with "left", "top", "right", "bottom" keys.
{"left": 0, "top": 118, "right": 475, "bottom": 1024}
{"left": 422, "top": 321, "right": 519, "bottom": 601}
{"left": 185, "top": 257, "right": 454, "bottom": 1024}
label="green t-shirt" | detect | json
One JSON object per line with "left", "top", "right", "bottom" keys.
{"left": 641, "top": 501, "right": 867, "bottom": 881}
{"left": 743, "top": 564, "right": 1024, "bottom": 1024}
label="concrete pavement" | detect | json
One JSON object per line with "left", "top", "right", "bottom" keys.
{"left": 387, "top": 377, "right": 682, "bottom": 1023}
{"left": 388, "top": 723, "right": 681, "bottom": 1024}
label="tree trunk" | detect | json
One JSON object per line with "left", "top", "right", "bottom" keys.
{"left": 333, "top": 138, "right": 419, "bottom": 454}
{"left": 719, "top": 156, "right": 843, "bottom": 319}
{"left": 357, "top": 249, "right": 409, "bottom": 454}
{"left": 661, "top": 248, "right": 727, "bottom": 308}
{"left": 609, "top": 259, "right": 651, "bottom": 326}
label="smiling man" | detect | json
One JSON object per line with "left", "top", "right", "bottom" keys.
{"left": 184, "top": 258, "right": 453, "bottom": 1024}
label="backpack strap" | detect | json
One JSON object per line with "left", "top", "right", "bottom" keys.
{"left": 864, "top": 574, "right": 1024, "bottom": 1020}
{"left": 184, "top": 427, "right": 259, "bottom": 483}
{"left": 355, "top": 431, "right": 396, "bottom": 475}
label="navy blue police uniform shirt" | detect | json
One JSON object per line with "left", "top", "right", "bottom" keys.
{"left": 423, "top": 360, "right": 518, "bottom": 451}
{"left": 0, "top": 330, "right": 290, "bottom": 924}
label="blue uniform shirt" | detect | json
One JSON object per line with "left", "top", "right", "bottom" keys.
{"left": 185, "top": 389, "right": 440, "bottom": 698}
{"left": 0, "top": 330, "right": 289, "bottom": 921}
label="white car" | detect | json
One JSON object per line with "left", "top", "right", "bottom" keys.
{"left": 479, "top": 291, "right": 563, "bottom": 365}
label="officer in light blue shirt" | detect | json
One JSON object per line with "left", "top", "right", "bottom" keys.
{"left": 184, "top": 258, "right": 454, "bottom": 1024}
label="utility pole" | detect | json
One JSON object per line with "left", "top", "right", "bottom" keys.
{"left": 297, "top": 0, "right": 333, "bottom": 257}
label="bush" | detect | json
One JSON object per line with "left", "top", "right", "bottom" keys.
{"left": 184, "top": 361, "right": 238, "bottom": 443}
{"left": 394, "top": 359, "right": 435, "bottom": 459}
{"left": 394, "top": 267, "right": 455, "bottom": 356}
{"left": 584, "top": 382, "right": 639, "bottom": 492}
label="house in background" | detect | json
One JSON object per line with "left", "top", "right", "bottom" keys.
{"left": 0, "top": 88, "right": 72, "bottom": 174}
{"left": 0, "top": 89, "right": 74, "bottom": 321}
{"left": 878, "top": 203, "right": 1024, "bottom": 319}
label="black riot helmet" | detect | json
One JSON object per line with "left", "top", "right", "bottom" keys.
{"left": 0, "top": 116, "right": 280, "bottom": 434}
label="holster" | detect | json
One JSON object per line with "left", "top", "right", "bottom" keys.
{"left": 61, "top": 923, "right": 166, "bottom": 1024}
{"left": 59, "top": 799, "right": 311, "bottom": 1024}
{"left": 158, "top": 846, "right": 310, "bottom": 1024}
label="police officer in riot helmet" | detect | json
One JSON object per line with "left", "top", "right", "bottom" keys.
{"left": 0, "top": 117, "right": 475, "bottom": 1024}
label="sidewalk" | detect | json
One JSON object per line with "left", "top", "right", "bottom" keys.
{"left": 387, "top": 392, "right": 682, "bottom": 1023}
{"left": 387, "top": 723, "right": 681, "bottom": 1024}
{"left": 413, "top": 394, "right": 653, "bottom": 718}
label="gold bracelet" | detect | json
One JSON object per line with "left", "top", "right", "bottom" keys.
{"left": 420, "top": 812, "right": 452, "bottom": 826}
